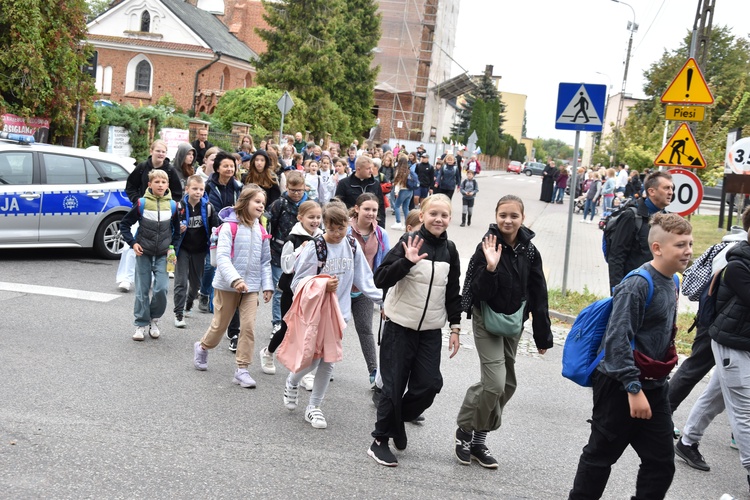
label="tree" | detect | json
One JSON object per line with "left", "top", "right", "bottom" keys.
{"left": 610, "top": 26, "right": 750, "bottom": 184}
{"left": 86, "top": 0, "right": 110, "bottom": 20}
{"left": 214, "top": 86, "right": 308, "bottom": 141}
{"left": 0, "top": 0, "right": 95, "bottom": 141}
{"left": 333, "top": 0, "right": 381, "bottom": 137}
{"left": 256, "top": 0, "right": 379, "bottom": 142}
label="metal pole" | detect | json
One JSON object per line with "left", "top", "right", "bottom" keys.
{"left": 73, "top": 99, "right": 81, "bottom": 148}
{"left": 610, "top": 0, "right": 637, "bottom": 167}
{"left": 279, "top": 112, "right": 285, "bottom": 145}
{"left": 562, "top": 130, "right": 581, "bottom": 296}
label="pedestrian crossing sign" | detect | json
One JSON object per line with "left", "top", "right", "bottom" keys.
{"left": 555, "top": 83, "right": 607, "bottom": 132}
{"left": 654, "top": 123, "right": 706, "bottom": 169}
{"left": 660, "top": 58, "right": 714, "bottom": 105}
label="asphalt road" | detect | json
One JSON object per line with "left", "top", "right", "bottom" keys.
{"left": 0, "top": 172, "right": 746, "bottom": 499}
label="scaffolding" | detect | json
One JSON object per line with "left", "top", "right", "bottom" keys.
{"left": 373, "top": 0, "right": 438, "bottom": 142}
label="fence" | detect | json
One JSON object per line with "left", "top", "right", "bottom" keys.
{"left": 476, "top": 154, "right": 510, "bottom": 171}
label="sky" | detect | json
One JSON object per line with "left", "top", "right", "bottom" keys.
{"left": 450, "top": 0, "right": 750, "bottom": 145}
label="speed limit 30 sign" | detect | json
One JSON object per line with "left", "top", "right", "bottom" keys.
{"left": 666, "top": 168, "right": 703, "bottom": 216}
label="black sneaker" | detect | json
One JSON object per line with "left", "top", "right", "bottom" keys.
{"left": 393, "top": 433, "right": 407, "bottom": 451}
{"left": 470, "top": 444, "right": 499, "bottom": 469}
{"left": 228, "top": 336, "right": 238, "bottom": 352}
{"left": 675, "top": 438, "right": 710, "bottom": 471}
{"left": 455, "top": 427, "right": 472, "bottom": 465}
{"left": 410, "top": 414, "right": 426, "bottom": 424}
{"left": 368, "top": 439, "right": 398, "bottom": 467}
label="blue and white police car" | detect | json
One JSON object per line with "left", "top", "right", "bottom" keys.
{"left": 0, "top": 135, "right": 135, "bottom": 259}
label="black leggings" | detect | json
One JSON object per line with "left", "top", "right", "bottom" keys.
{"left": 268, "top": 285, "right": 293, "bottom": 353}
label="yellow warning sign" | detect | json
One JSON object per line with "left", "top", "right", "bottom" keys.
{"left": 661, "top": 58, "right": 714, "bottom": 105}
{"left": 654, "top": 123, "right": 706, "bottom": 169}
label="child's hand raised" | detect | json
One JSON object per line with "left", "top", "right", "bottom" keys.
{"left": 482, "top": 234, "right": 501, "bottom": 272}
{"left": 402, "top": 235, "right": 428, "bottom": 264}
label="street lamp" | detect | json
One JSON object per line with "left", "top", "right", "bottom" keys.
{"left": 610, "top": 0, "right": 638, "bottom": 167}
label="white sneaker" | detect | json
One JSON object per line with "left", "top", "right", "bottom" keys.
{"left": 300, "top": 372, "right": 315, "bottom": 391}
{"left": 149, "top": 318, "right": 161, "bottom": 338}
{"left": 118, "top": 281, "right": 131, "bottom": 292}
{"left": 305, "top": 406, "right": 328, "bottom": 429}
{"left": 579, "top": 219, "right": 586, "bottom": 223}
{"left": 260, "top": 346, "right": 276, "bottom": 375}
{"left": 390, "top": 223, "right": 403, "bottom": 230}
{"left": 284, "top": 379, "right": 298, "bottom": 410}
{"left": 168, "top": 272, "right": 175, "bottom": 279}
{"left": 174, "top": 317, "right": 186, "bottom": 328}
{"left": 133, "top": 325, "right": 147, "bottom": 341}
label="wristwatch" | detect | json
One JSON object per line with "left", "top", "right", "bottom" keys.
{"left": 626, "top": 381, "right": 642, "bottom": 394}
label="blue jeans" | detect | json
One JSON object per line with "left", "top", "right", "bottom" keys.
{"left": 603, "top": 195, "right": 614, "bottom": 213}
{"left": 199, "top": 253, "right": 214, "bottom": 296}
{"left": 271, "top": 263, "right": 282, "bottom": 325}
{"left": 583, "top": 199, "right": 597, "bottom": 220}
{"left": 394, "top": 189, "right": 413, "bottom": 224}
{"left": 554, "top": 186, "right": 565, "bottom": 202}
{"left": 133, "top": 254, "right": 168, "bottom": 326}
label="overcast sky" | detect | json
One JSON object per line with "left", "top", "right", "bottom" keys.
{"left": 451, "top": 0, "right": 750, "bottom": 145}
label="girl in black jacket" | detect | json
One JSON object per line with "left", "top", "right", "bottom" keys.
{"left": 454, "top": 194, "right": 553, "bottom": 468}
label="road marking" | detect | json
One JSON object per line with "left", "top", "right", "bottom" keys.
{"left": 0, "top": 281, "right": 120, "bottom": 303}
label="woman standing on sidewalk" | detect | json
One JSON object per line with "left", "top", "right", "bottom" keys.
{"left": 454, "top": 194, "right": 553, "bottom": 468}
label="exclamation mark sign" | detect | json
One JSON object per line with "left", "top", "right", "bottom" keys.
{"left": 686, "top": 68, "right": 693, "bottom": 99}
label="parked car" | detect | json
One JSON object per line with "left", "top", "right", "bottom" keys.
{"left": 0, "top": 138, "right": 135, "bottom": 258}
{"left": 507, "top": 160, "right": 522, "bottom": 174}
{"left": 521, "top": 161, "right": 546, "bottom": 176}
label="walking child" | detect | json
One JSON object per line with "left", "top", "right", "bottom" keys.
{"left": 368, "top": 194, "right": 462, "bottom": 467}
{"left": 347, "top": 193, "right": 390, "bottom": 387}
{"left": 173, "top": 175, "right": 219, "bottom": 327}
{"left": 119, "top": 169, "right": 181, "bottom": 341}
{"left": 455, "top": 194, "right": 553, "bottom": 468}
{"left": 568, "top": 213, "right": 693, "bottom": 499}
{"left": 258, "top": 201, "right": 323, "bottom": 375}
{"left": 459, "top": 169, "right": 479, "bottom": 227}
{"left": 280, "top": 202, "right": 383, "bottom": 429}
{"left": 192, "top": 185, "right": 274, "bottom": 389}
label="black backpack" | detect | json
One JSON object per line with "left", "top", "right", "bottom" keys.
{"left": 314, "top": 234, "right": 357, "bottom": 274}
{"left": 600, "top": 198, "right": 641, "bottom": 263}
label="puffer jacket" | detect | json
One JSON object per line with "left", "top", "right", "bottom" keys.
{"left": 212, "top": 207, "right": 273, "bottom": 294}
{"left": 709, "top": 240, "right": 750, "bottom": 351}
{"left": 462, "top": 224, "right": 553, "bottom": 350}
{"left": 206, "top": 172, "right": 243, "bottom": 214}
{"left": 119, "top": 188, "right": 180, "bottom": 256}
{"left": 374, "top": 226, "right": 461, "bottom": 331}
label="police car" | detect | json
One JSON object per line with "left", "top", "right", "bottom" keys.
{"left": 0, "top": 136, "right": 135, "bottom": 259}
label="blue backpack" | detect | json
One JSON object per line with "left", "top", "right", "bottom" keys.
{"left": 561, "top": 268, "right": 678, "bottom": 387}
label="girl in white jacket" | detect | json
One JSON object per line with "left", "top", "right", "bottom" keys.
{"left": 192, "top": 184, "right": 274, "bottom": 389}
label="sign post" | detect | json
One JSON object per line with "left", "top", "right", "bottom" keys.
{"left": 556, "top": 83, "right": 606, "bottom": 295}
{"left": 276, "top": 91, "right": 294, "bottom": 142}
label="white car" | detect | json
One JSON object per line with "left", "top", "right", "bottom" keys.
{"left": 0, "top": 138, "right": 135, "bottom": 258}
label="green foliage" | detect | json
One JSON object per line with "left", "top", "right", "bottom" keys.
{"left": 214, "top": 86, "right": 309, "bottom": 141}
{"left": 602, "top": 26, "right": 750, "bottom": 176}
{"left": 0, "top": 0, "right": 95, "bottom": 141}
{"left": 498, "top": 134, "right": 526, "bottom": 161}
{"left": 84, "top": 104, "right": 167, "bottom": 162}
{"left": 256, "top": 0, "right": 378, "bottom": 141}
{"left": 452, "top": 69, "right": 506, "bottom": 154}
{"left": 86, "top": 0, "right": 110, "bottom": 20}
{"left": 537, "top": 138, "right": 573, "bottom": 162}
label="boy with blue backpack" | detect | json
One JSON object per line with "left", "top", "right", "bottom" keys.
{"left": 568, "top": 213, "right": 693, "bottom": 500}
{"left": 120, "top": 169, "right": 181, "bottom": 341}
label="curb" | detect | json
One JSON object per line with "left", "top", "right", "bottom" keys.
{"left": 550, "top": 309, "right": 576, "bottom": 325}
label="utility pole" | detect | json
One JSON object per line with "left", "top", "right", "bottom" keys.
{"left": 610, "top": 0, "right": 638, "bottom": 167}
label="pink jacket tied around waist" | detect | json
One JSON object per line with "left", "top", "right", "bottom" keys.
{"left": 276, "top": 275, "right": 347, "bottom": 373}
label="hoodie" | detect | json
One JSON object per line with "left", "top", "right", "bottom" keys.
{"left": 173, "top": 142, "right": 197, "bottom": 189}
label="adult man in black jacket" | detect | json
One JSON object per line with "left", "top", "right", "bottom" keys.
{"left": 335, "top": 155, "right": 386, "bottom": 228}
{"left": 191, "top": 128, "right": 213, "bottom": 166}
{"left": 607, "top": 171, "right": 673, "bottom": 292}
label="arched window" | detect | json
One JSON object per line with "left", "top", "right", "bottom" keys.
{"left": 221, "top": 67, "right": 230, "bottom": 90}
{"left": 141, "top": 11, "right": 150, "bottom": 32}
{"left": 135, "top": 60, "right": 151, "bottom": 92}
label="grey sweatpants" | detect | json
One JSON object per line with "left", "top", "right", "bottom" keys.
{"left": 456, "top": 306, "right": 520, "bottom": 432}
{"left": 351, "top": 294, "right": 378, "bottom": 374}
{"left": 681, "top": 370, "right": 725, "bottom": 446}
{"left": 712, "top": 340, "right": 750, "bottom": 473}
{"left": 173, "top": 249, "right": 206, "bottom": 316}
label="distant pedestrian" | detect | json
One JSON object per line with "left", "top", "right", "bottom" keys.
{"left": 540, "top": 159, "right": 555, "bottom": 203}
{"left": 553, "top": 166, "right": 569, "bottom": 204}
{"left": 601, "top": 168, "right": 616, "bottom": 213}
{"left": 390, "top": 156, "right": 417, "bottom": 231}
{"left": 568, "top": 213, "right": 693, "bottom": 499}
{"left": 455, "top": 194, "right": 552, "bottom": 469}
{"left": 119, "top": 169, "right": 181, "bottom": 341}
{"left": 368, "top": 194, "right": 462, "bottom": 467}
{"left": 192, "top": 185, "right": 274, "bottom": 388}
{"left": 435, "top": 154, "right": 461, "bottom": 199}
{"left": 459, "top": 169, "right": 478, "bottom": 226}
{"left": 191, "top": 128, "right": 214, "bottom": 166}
{"left": 580, "top": 171, "right": 602, "bottom": 223}
{"left": 625, "top": 170, "right": 643, "bottom": 199}
{"left": 414, "top": 153, "right": 434, "bottom": 206}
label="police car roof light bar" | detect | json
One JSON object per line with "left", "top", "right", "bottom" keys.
{"left": 0, "top": 132, "right": 35, "bottom": 144}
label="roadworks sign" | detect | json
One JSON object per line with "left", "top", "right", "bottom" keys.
{"left": 654, "top": 123, "right": 706, "bottom": 169}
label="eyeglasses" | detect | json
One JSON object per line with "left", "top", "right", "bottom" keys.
{"left": 288, "top": 189, "right": 305, "bottom": 194}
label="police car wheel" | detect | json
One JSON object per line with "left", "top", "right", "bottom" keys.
{"left": 94, "top": 214, "right": 126, "bottom": 259}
